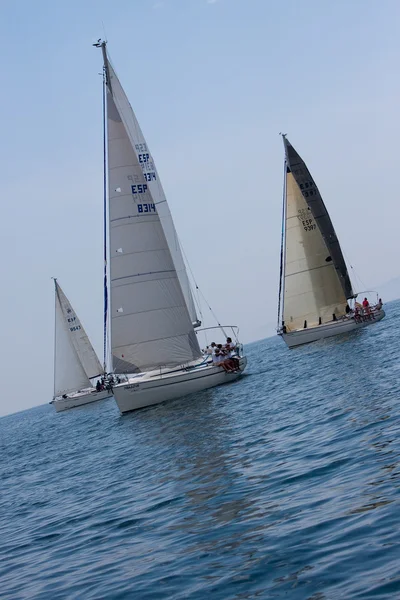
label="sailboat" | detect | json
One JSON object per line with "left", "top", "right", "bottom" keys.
{"left": 277, "top": 135, "right": 385, "bottom": 348}
{"left": 50, "top": 279, "right": 112, "bottom": 412}
{"left": 95, "top": 41, "right": 247, "bottom": 414}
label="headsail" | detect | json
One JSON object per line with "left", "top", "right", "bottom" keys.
{"left": 281, "top": 137, "right": 353, "bottom": 331}
{"left": 100, "top": 44, "right": 201, "bottom": 372}
{"left": 53, "top": 280, "right": 102, "bottom": 397}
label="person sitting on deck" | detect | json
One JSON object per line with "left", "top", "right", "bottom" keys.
{"left": 376, "top": 298, "right": 383, "bottom": 310}
{"left": 217, "top": 344, "right": 238, "bottom": 373}
{"left": 226, "top": 337, "right": 237, "bottom": 352}
{"left": 354, "top": 305, "right": 362, "bottom": 323}
{"left": 96, "top": 380, "right": 102, "bottom": 392}
{"left": 213, "top": 348, "right": 235, "bottom": 373}
{"left": 212, "top": 348, "right": 224, "bottom": 367}
{"left": 225, "top": 338, "right": 240, "bottom": 370}
{"left": 205, "top": 342, "right": 216, "bottom": 362}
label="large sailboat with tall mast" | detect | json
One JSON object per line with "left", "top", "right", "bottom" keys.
{"left": 95, "top": 41, "right": 247, "bottom": 414}
{"left": 277, "top": 135, "right": 385, "bottom": 348}
{"left": 50, "top": 279, "right": 112, "bottom": 412}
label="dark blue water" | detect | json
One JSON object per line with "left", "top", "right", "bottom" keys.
{"left": 1, "top": 302, "right": 400, "bottom": 599}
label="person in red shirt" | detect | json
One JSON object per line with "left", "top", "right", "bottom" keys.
{"left": 362, "top": 297, "right": 372, "bottom": 319}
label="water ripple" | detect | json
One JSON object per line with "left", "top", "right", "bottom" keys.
{"left": 1, "top": 301, "right": 400, "bottom": 598}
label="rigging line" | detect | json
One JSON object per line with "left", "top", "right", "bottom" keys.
{"left": 178, "top": 237, "right": 204, "bottom": 321}
{"left": 178, "top": 238, "right": 227, "bottom": 336}
{"left": 197, "top": 287, "right": 228, "bottom": 339}
{"left": 341, "top": 245, "right": 368, "bottom": 293}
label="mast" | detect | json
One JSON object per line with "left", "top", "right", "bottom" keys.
{"left": 102, "top": 54, "right": 108, "bottom": 374}
{"left": 52, "top": 277, "right": 58, "bottom": 398}
{"left": 95, "top": 39, "right": 110, "bottom": 373}
{"left": 277, "top": 135, "right": 287, "bottom": 330}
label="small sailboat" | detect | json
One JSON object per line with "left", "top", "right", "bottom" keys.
{"left": 277, "top": 136, "right": 385, "bottom": 348}
{"left": 50, "top": 279, "right": 112, "bottom": 412}
{"left": 95, "top": 41, "right": 247, "bottom": 414}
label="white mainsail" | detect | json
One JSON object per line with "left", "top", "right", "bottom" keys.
{"left": 283, "top": 171, "right": 348, "bottom": 330}
{"left": 103, "top": 49, "right": 201, "bottom": 372}
{"left": 53, "top": 280, "right": 103, "bottom": 397}
{"left": 105, "top": 58, "right": 199, "bottom": 328}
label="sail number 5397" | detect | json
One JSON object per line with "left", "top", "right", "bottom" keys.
{"left": 302, "top": 219, "right": 316, "bottom": 232}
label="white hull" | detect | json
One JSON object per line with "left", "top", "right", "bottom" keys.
{"left": 281, "top": 309, "right": 385, "bottom": 348}
{"left": 113, "top": 357, "right": 248, "bottom": 414}
{"left": 51, "top": 388, "right": 112, "bottom": 412}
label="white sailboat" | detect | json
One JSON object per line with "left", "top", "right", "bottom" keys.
{"left": 277, "top": 136, "right": 385, "bottom": 348}
{"left": 95, "top": 41, "right": 247, "bottom": 414}
{"left": 50, "top": 279, "right": 112, "bottom": 412}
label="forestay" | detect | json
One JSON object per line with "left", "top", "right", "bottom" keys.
{"left": 282, "top": 137, "right": 350, "bottom": 331}
{"left": 103, "top": 50, "right": 201, "bottom": 372}
{"left": 54, "top": 281, "right": 101, "bottom": 397}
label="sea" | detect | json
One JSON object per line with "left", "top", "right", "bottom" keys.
{"left": 1, "top": 301, "right": 400, "bottom": 600}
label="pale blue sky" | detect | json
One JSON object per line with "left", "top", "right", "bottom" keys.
{"left": 1, "top": 0, "right": 399, "bottom": 415}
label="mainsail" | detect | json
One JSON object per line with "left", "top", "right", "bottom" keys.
{"left": 53, "top": 280, "right": 103, "bottom": 397}
{"left": 281, "top": 137, "right": 353, "bottom": 331}
{"left": 101, "top": 45, "right": 201, "bottom": 372}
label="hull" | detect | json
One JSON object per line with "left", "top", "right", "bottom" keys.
{"left": 113, "top": 357, "right": 248, "bottom": 414}
{"left": 51, "top": 389, "right": 112, "bottom": 412}
{"left": 281, "top": 309, "right": 385, "bottom": 348}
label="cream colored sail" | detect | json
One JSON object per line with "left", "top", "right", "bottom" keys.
{"left": 283, "top": 171, "right": 348, "bottom": 331}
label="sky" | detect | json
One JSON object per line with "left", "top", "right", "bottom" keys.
{"left": 0, "top": 0, "right": 399, "bottom": 416}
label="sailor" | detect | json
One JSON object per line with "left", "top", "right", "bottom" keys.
{"left": 376, "top": 298, "right": 383, "bottom": 310}
{"left": 215, "top": 349, "right": 234, "bottom": 373}
{"left": 224, "top": 339, "right": 240, "bottom": 370}
{"left": 362, "top": 297, "right": 371, "bottom": 319}
{"left": 212, "top": 349, "right": 222, "bottom": 365}
{"left": 226, "top": 337, "right": 237, "bottom": 352}
{"left": 96, "top": 380, "right": 101, "bottom": 392}
{"left": 217, "top": 344, "right": 238, "bottom": 373}
{"left": 106, "top": 376, "right": 114, "bottom": 393}
{"left": 354, "top": 305, "right": 362, "bottom": 323}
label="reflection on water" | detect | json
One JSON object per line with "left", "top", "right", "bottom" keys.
{"left": 1, "top": 302, "right": 400, "bottom": 598}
